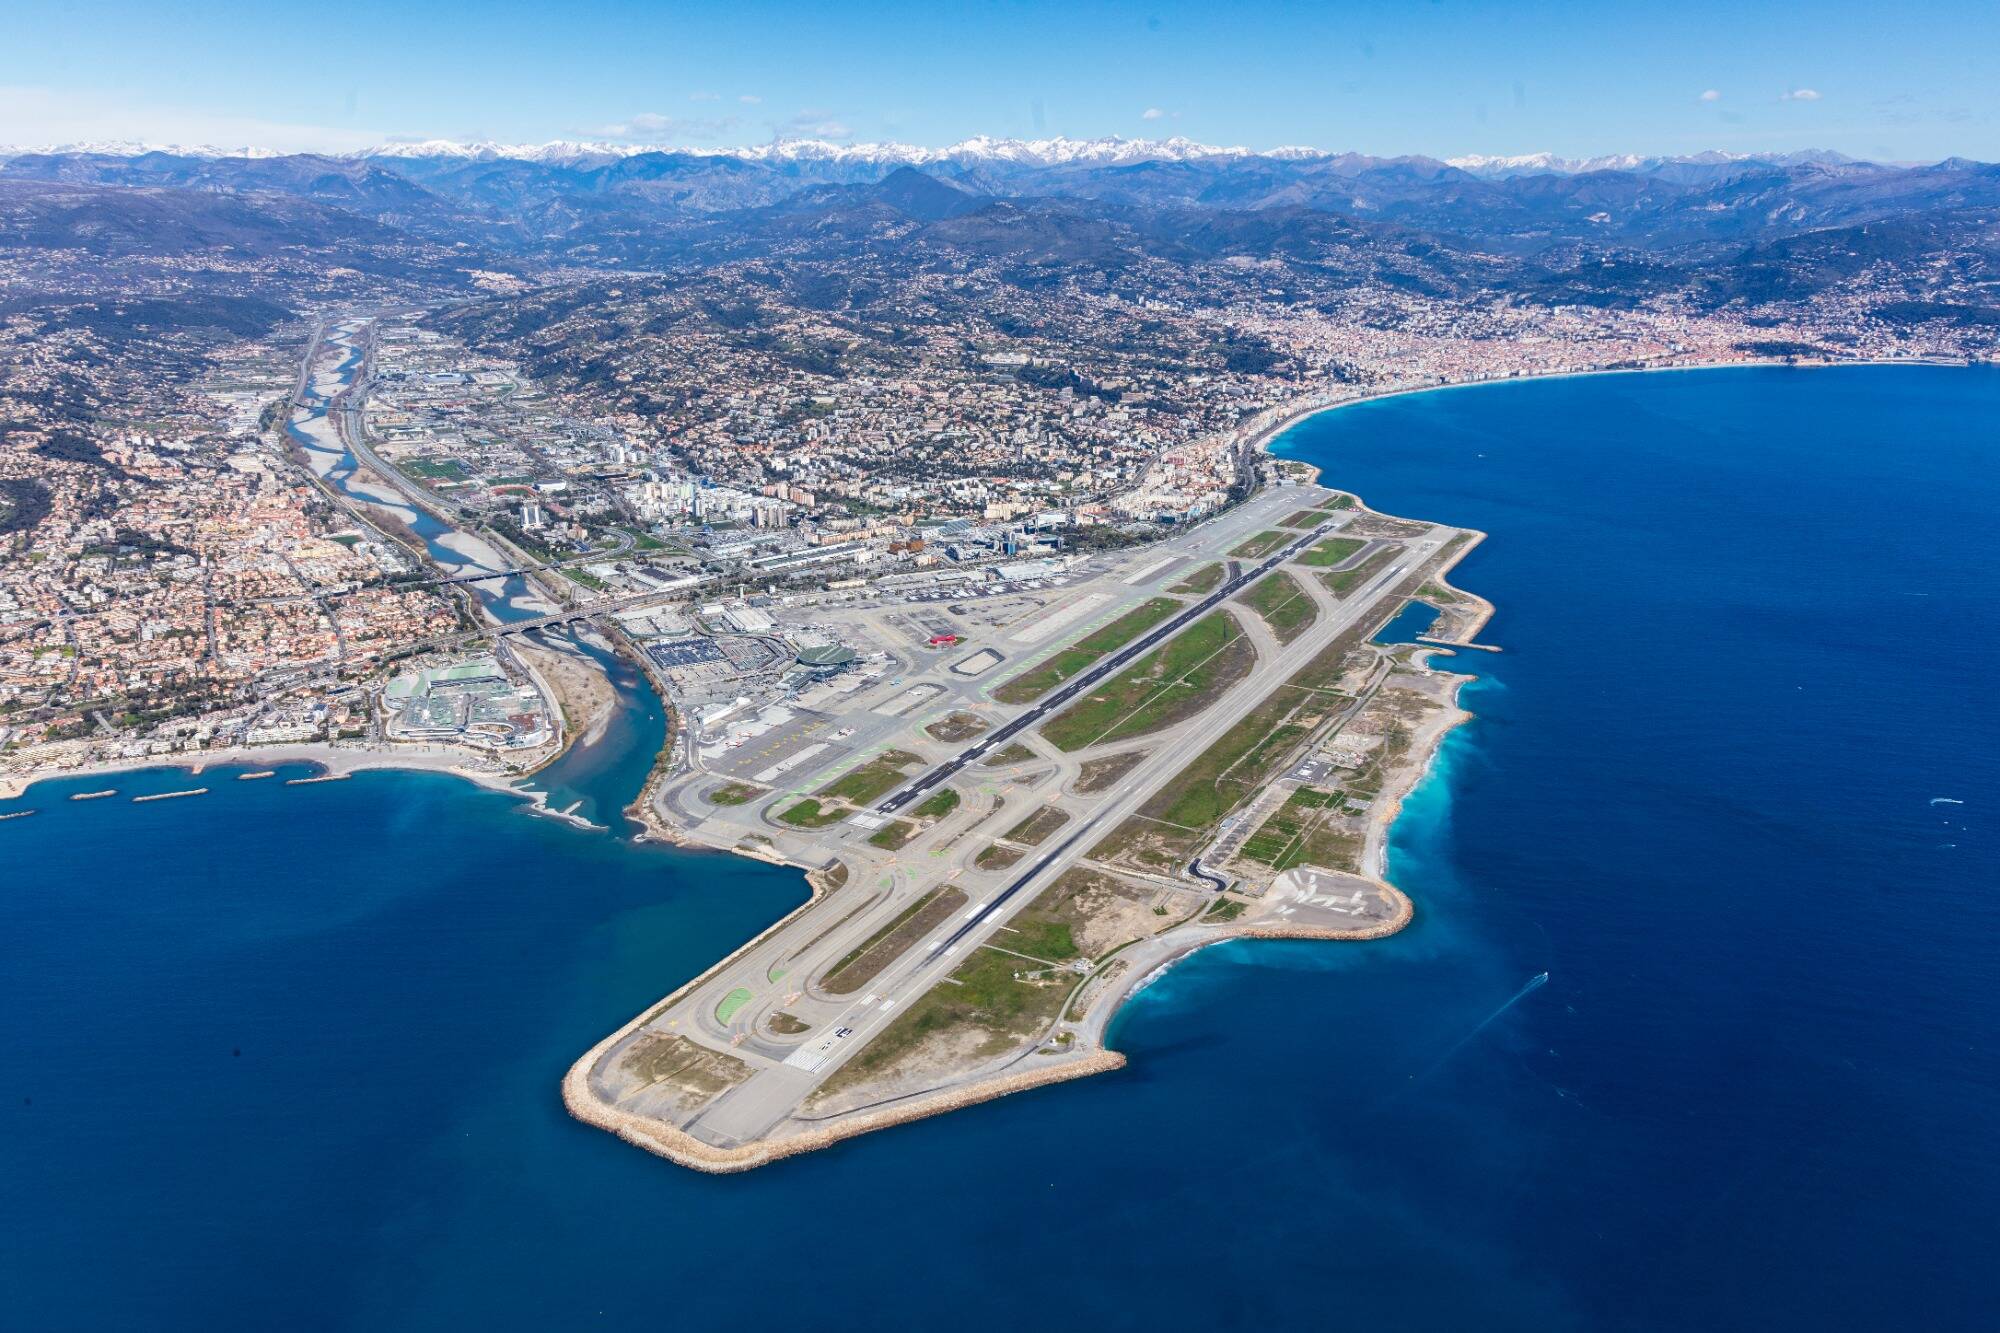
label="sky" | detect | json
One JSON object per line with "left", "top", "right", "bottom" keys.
{"left": 3, "top": 0, "right": 1995, "bottom": 162}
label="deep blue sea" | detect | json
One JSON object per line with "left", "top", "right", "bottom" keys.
{"left": 6, "top": 365, "right": 1996, "bottom": 1330}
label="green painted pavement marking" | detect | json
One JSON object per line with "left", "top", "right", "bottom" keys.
{"left": 716, "top": 988, "right": 753, "bottom": 1024}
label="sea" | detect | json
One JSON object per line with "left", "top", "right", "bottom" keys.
{"left": 4, "top": 364, "right": 1996, "bottom": 1330}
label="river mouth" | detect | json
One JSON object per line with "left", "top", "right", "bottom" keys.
{"left": 279, "top": 324, "right": 665, "bottom": 824}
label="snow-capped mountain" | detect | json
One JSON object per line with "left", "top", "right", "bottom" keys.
{"left": 13, "top": 134, "right": 1308, "bottom": 168}
{"left": 0, "top": 139, "right": 296, "bottom": 160}
{"left": 4, "top": 135, "right": 1881, "bottom": 180}
{"left": 1446, "top": 149, "right": 1859, "bottom": 177}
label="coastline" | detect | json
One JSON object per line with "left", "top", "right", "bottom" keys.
{"left": 560, "top": 471, "right": 1498, "bottom": 1171}
{"left": 1237, "top": 351, "right": 1985, "bottom": 463}
{"left": 0, "top": 741, "right": 517, "bottom": 801}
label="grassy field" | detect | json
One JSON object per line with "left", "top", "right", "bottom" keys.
{"left": 777, "top": 798, "right": 847, "bottom": 828}
{"left": 981, "top": 742, "right": 1036, "bottom": 767}
{"left": 821, "top": 886, "right": 970, "bottom": 995}
{"left": 1229, "top": 529, "right": 1292, "bottom": 559}
{"left": 401, "top": 458, "right": 472, "bottom": 483}
{"left": 1238, "top": 786, "right": 1361, "bottom": 871}
{"left": 1003, "top": 804, "right": 1072, "bottom": 846}
{"left": 818, "top": 749, "right": 921, "bottom": 805}
{"left": 1136, "top": 684, "right": 1316, "bottom": 830}
{"left": 1278, "top": 508, "right": 1332, "bottom": 529}
{"left": 704, "top": 781, "right": 766, "bottom": 806}
{"left": 816, "top": 947, "right": 1074, "bottom": 1094}
{"left": 818, "top": 878, "right": 1102, "bottom": 1092}
{"left": 1039, "top": 611, "right": 1254, "bottom": 752}
{"left": 1320, "top": 545, "right": 1397, "bottom": 595}
{"left": 1235, "top": 570, "right": 1318, "bottom": 644}
{"left": 1167, "top": 563, "right": 1225, "bottom": 595}
{"left": 1295, "top": 536, "right": 1366, "bottom": 567}
{"left": 1091, "top": 612, "right": 1379, "bottom": 868}
{"left": 767, "top": 1012, "right": 810, "bottom": 1035}
{"left": 912, "top": 787, "right": 961, "bottom": 819}
{"left": 866, "top": 818, "right": 918, "bottom": 850}
{"left": 992, "top": 596, "right": 1182, "bottom": 704}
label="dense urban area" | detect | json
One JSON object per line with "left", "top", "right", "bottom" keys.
{"left": 4, "top": 139, "right": 1996, "bottom": 768}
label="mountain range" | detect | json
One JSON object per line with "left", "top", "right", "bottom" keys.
{"left": 0, "top": 135, "right": 1893, "bottom": 175}
{"left": 3, "top": 136, "right": 1995, "bottom": 320}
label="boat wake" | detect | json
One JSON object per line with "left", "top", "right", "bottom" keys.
{"left": 1408, "top": 971, "right": 1550, "bottom": 1086}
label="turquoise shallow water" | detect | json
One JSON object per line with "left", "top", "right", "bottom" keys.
{"left": 4, "top": 365, "right": 1997, "bottom": 1330}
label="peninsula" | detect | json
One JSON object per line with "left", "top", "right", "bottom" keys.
{"left": 563, "top": 448, "right": 1492, "bottom": 1170}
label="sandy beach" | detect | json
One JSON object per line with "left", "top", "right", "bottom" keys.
{"left": 0, "top": 740, "right": 523, "bottom": 803}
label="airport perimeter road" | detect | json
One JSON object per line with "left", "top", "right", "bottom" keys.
{"left": 875, "top": 516, "right": 1354, "bottom": 814}
{"left": 685, "top": 528, "right": 1447, "bottom": 1146}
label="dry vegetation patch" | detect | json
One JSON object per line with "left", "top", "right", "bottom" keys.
{"left": 615, "top": 1034, "right": 754, "bottom": 1114}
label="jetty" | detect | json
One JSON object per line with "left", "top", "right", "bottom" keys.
{"left": 69, "top": 789, "right": 118, "bottom": 801}
{"left": 237, "top": 771, "right": 277, "bottom": 781}
{"left": 0, "top": 808, "right": 36, "bottom": 821}
{"left": 133, "top": 788, "right": 208, "bottom": 803}
{"left": 285, "top": 773, "right": 350, "bottom": 786}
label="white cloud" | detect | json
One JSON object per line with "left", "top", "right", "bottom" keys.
{"left": 1699, "top": 89, "right": 1722, "bottom": 102}
{"left": 688, "top": 91, "right": 721, "bottom": 102}
{"left": 780, "top": 110, "right": 852, "bottom": 140}
{"left": 1782, "top": 88, "right": 1822, "bottom": 101}
{"left": 0, "top": 84, "right": 384, "bottom": 153}
{"left": 590, "top": 111, "right": 739, "bottom": 141}
{"left": 739, "top": 94, "right": 762, "bottom": 105}
{"left": 1141, "top": 107, "right": 1166, "bottom": 120}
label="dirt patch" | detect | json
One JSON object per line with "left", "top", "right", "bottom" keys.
{"left": 1003, "top": 804, "right": 1071, "bottom": 847}
{"left": 615, "top": 1034, "right": 753, "bottom": 1115}
{"left": 1010, "top": 865, "right": 1178, "bottom": 958}
{"left": 975, "top": 843, "right": 1025, "bottom": 871}
{"left": 925, "top": 711, "right": 989, "bottom": 743}
{"left": 981, "top": 743, "right": 1036, "bottom": 768}
{"left": 1074, "top": 749, "right": 1147, "bottom": 794}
